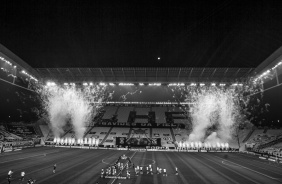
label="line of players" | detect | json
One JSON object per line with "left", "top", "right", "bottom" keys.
{"left": 100, "top": 162, "right": 179, "bottom": 179}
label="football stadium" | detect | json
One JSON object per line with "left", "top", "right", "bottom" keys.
{"left": 1, "top": 1, "right": 282, "bottom": 184}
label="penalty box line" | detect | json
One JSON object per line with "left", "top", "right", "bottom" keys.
{"left": 110, "top": 151, "right": 137, "bottom": 184}
{"left": 214, "top": 155, "right": 280, "bottom": 181}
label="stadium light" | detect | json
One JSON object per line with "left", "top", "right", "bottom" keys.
{"left": 109, "top": 83, "right": 115, "bottom": 86}
{"left": 83, "top": 82, "right": 88, "bottom": 86}
{"left": 219, "top": 83, "right": 226, "bottom": 86}
{"left": 99, "top": 82, "right": 106, "bottom": 86}
{"left": 119, "top": 83, "right": 134, "bottom": 86}
{"left": 149, "top": 83, "right": 161, "bottom": 86}
{"left": 211, "top": 83, "right": 216, "bottom": 86}
{"left": 46, "top": 82, "right": 56, "bottom": 86}
{"left": 0, "top": 56, "right": 12, "bottom": 66}
{"left": 63, "top": 83, "right": 69, "bottom": 86}
{"left": 89, "top": 82, "right": 93, "bottom": 86}
{"left": 199, "top": 83, "right": 205, "bottom": 86}
{"left": 190, "top": 83, "right": 197, "bottom": 86}
{"left": 139, "top": 83, "right": 144, "bottom": 86}
{"left": 168, "top": 83, "right": 185, "bottom": 86}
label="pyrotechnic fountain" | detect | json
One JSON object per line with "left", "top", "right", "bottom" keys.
{"left": 38, "top": 83, "right": 107, "bottom": 143}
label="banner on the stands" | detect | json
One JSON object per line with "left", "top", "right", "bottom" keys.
{"left": 116, "top": 137, "right": 161, "bottom": 147}
{"left": 97, "top": 122, "right": 178, "bottom": 128}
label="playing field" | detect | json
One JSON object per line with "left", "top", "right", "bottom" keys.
{"left": 0, "top": 147, "right": 282, "bottom": 184}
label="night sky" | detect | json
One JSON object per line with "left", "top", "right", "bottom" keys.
{"left": 1, "top": 0, "right": 282, "bottom": 68}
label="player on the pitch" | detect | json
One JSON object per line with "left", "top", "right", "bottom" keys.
{"left": 175, "top": 167, "right": 178, "bottom": 175}
{"left": 100, "top": 169, "right": 104, "bottom": 178}
{"left": 27, "top": 178, "right": 36, "bottom": 184}
{"left": 126, "top": 170, "right": 130, "bottom": 179}
{"left": 163, "top": 169, "right": 167, "bottom": 176}
{"left": 135, "top": 166, "right": 139, "bottom": 176}
{"left": 20, "top": 171, "right": 25, "bottom": 181}
{"left": 53, "top": 164, "right": 57, "bottom": 173}
{"left": 140, "top": 166, "right": 143, "bottom": 174}
{"left": 7, "top": 169, "right": 13, "bottom": 184}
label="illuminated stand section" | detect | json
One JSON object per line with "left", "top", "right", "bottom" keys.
{"left": 53, "top": 137, "right": 99, "bottom": 147}
{"left": 176, "top": 141, "right": 229, "bottom": 151}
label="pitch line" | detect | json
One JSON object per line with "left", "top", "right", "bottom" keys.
{"left": 214, "top": 155, "right": 280, "bottom": 181}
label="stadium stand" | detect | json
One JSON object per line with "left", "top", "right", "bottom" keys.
{"left": 135, "top": 107, "right": 150, "bottom": 115}
{"left": 39, "top": 125, "right": 51, "bottom": 142}
{"left": 152, "top": 128, "right": 175, "bottom": 147}
{"left": 173, "top": 128, "right": 189, "bottom": 143}
{"left": 102, "top": 106, "right": 118, "bottom": 119}
{"left": 116, "top": 106, "right": 133, "bottom": 122}
{"left": 245, "top": 129, "right": 265, "bottom": 144}
{"left": 103, "top": 127, "right": 130, "bottom": 146}
{"left": 0, "top": 128, "right": 23, "bottom": 141}
{"left": 134, "top": 118, "right": 148, "bottom": 123}
{"left": 85, "top": 127, "right": 111, "bottom": 144}
{"left": 152, "top": 107, "right": 167, "bottom": 123}
{"left": 129, "top": 128, "right": 150, "bottom": 139}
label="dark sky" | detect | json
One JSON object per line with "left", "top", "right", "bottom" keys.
{"left": 1, "top": 0, "right": 282, "bottom": 68}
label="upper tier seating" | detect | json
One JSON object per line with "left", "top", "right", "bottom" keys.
{"left": 152, "top": 107, "right": 167, "bottom": 124}
{"left": 102, "top": 106, "right": 118, "bottom": 119}
{"left": 134, "top": 118, "right": 148, "bottom": 123}
{"left": 135, "top": 107, "right": 150, "bottom": 115}
{"left": 117, "top": 107, "right": 134, "bottom": 122}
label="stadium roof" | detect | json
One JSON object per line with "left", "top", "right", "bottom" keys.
{"left": 35, "top": 67, "right": 254, "bottom": 83}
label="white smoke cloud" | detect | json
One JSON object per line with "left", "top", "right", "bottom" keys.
{"left": 187, "top": 87, "right": 241, "bottom": 144}
{"left": 39, "top": 84, "right": 106, "bottom": 139}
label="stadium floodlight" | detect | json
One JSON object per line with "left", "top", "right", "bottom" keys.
{"left": 89, "top": 82, "right": 93, "bottom": 86}
{"left": 63, "top": 83, "right": 69, "bottom": 86}
{"left": 199, "top": 83, "right": 205, "bottom": 86}
{"left": 190, "top": 83, "right": 197, "bottom": 86}
{"left": 46, "top": 82, "right": 56, "bottom": 86}
{"left": 109, "top": 83, "right": 115, "bottom": 86}
{"left": 211, "top": 83, "right": 216, "bottom": 86}
{"left": 219, "top": 83, "right": 226, "bottom": 86}
{"left": 99, "top": 82, "right": 106, "bottom": 86}
{"left": 168, "top": 83, "right": 185, "bottom": 86}
{"left": 13, "top": 65, "right": 16, "bottom": 68}
{"left": 139, "top": 83, "right": 144, "bottom": 86}
{"left": 232, "top": 83, "right": 238, "bottom": 86}
{"left": 83, "top": 82, "right": 88, "bottom": 86}
{"left": 119, "top": 83, "right": 134, "bottom": 86}
{"left": 149, "top": 83, "right": 161, "bottom": 86}
{"left": 238, "top": 83, "right": 243, "bottom": 86}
